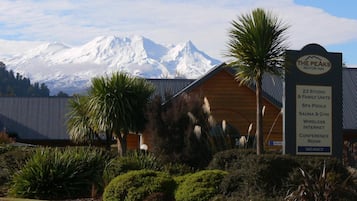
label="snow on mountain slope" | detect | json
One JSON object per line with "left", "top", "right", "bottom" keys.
{"left": 1, "top": 35, "right": 221, "bottom": 95}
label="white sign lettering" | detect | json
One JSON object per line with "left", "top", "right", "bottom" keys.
{"left": 296, "top": 85, "right": 332, "bottom": 155}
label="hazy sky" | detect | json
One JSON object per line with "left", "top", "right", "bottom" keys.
{"left": 0, "top": 0, "right": 356, "bottom": 66}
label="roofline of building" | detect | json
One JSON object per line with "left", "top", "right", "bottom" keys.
{"left": 164, "top": 62, "right": 283, "bottom": 109}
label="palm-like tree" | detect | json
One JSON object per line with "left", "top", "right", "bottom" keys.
{"left": 67, "top": 95, "right": 112, "bottom": 149}
{"left": 226, "top": 8, "right": 289, "bottom": 155}
{"left": 67, "top": 95, "right": 96, "bottom": 143}
{"left": 88, "top": 72, "right": 155, "bottom": 156}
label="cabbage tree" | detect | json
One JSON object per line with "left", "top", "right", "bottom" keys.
{"left": 225, "top": 8, "right": 289, "bottom": 154}
{"left": 88, "top": 72, "right": 155, "bottom": 156}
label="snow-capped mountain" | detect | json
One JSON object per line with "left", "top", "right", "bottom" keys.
{"left": 1, "top": 35, "right": 221, "bottom": 95}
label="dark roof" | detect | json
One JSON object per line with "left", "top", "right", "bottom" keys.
{"left": 0, "top": 97, "right": 70, "bottom": 140}
{"left": 147, "top": 78, "right": 194, "bottom": 99}
{"left": 342, "top": 68, "right": 357, "bottom": 130}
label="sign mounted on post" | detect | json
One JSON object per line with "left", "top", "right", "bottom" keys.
{"left": 284, "top": 44, "right": 342, "bottom": 158}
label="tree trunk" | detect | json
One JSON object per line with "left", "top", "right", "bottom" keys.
{"left": 256, "top": 76, "right": 264, "bottom": 155}
{"left": 116, "top": 132, "right": 127, "bottom": 156}
{"left": 116, "top": 138, "right": 123, "bottom": 156}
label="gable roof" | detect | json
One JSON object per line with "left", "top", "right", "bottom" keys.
{"left": 168, "top": 63, "right": 283, "bottom": 108}
{"left": 147, "top": 78, "right": 194, "bottom": 99}
{"left": 168, "top": 63, "right": 233, "bottom": 98}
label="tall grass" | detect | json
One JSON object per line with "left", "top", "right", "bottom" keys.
{"left": 10, "top": 147, "right": 109, "bottom": 200}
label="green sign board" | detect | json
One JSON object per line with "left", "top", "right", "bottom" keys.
{"left": 284, "top": 44, "right": 342, "bottom": 158}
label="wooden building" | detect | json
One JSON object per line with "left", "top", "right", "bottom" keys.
{"left": 142, "top": 63, "right": 357, "bottom": 154}
{"left": 142, "top": 64, "right": 284, "bottom": 150}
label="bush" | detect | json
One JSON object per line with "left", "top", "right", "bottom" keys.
{"left": 207, "top": 149, "right": 256, "bottom": 171}
{"left": 0, "top": 146, "right": 35, "bottom": 197}
{"left": 208, "top": 149, "right": 356, "bottom": 200}
{"left": 285, "top": 159, "right": 357, "bottom": 201}
{"left": 103, "top": 170, "right": 176, "bottom": 201}
{"left": 146, "top": 94, "right": 214, "bottom": 169}
{"left": 162, "top": 162, "right": 195, "bottom": 176}
{"left": 208, "top": 149, "right": 298, "bottom": 197}
{"left": 0, "top": 132, "right": 15, "bottom": 144}
{"left": 103, "top": 151, "right": 162, "bottom": 184}
{"left": 10, "top": 147, "right": 109, "bottom": 200}
{"left": 175, "top": 170, "right": 227, "bottom": 201}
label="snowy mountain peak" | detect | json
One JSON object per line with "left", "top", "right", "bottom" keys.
{"left": 1, "top": 35, "right": 221, "bottom": 95}
{"left": 182, "top": 40, "right": 197, "bottom": 51}
{"left": 24, "top": 42, "right": 70, "bottom": 58}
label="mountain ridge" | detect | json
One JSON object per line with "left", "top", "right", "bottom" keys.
{"left": 1, "top": 35, "right": 221, "bottom": 95}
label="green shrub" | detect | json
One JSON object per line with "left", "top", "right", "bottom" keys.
{"left": 209, "top": 149, "right": 298, "bottom": 197}
{"left": 103, "top": 151, "right": 162, "bottom": 184}
{"left": 175, "top": 170, "right": 228, "bottom": 201}
{"left": 103, "top": 170, "right": 176, "bottom": 201}
{"left": 207, "top": 149, "right": 255, "bottom": 171}
{"left": 208, "top": 149, "right": 357, "bottom": 200}
{"left": 0, "top": 146, "right": 35, "bottom": 197}
{"left": 10, "top": 147, "right": 109, "bottom": 200}
{"left": 162, "top": 162, "right": 195, "bottom": 176}
{"left": 173, "top": 173, "right": 193, "bottom": 186}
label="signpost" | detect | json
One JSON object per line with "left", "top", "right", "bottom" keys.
{"left": 284, "top": 44, "right": 342, "bottom": 158}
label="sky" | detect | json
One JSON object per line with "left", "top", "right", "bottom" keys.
{"left": 0, "top": 0, "right": 356, "bottom": 66}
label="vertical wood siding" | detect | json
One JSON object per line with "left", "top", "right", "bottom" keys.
{"left": 142, "top": 69, "right": 284, "bottom": 150}
{"left": 188, "top": 70, "right": 283, "bottom": 148}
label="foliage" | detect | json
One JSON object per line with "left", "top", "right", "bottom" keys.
{"left": 10, "top": 147, "right": 109, "bottom": 200}
{"left": 162, "top": 162, "right": 195, "bottom": 176}
{"left": 225, "top": 8, "right": 289, "bottom": 154}
{"left": 103, "top": 170, "right": 176, "bottom": 201}
{"left": 147, "top": 93, "right": 239, "bottom": 169}
{"left": 175, "top": 170, "right": 228, "bottom": 201}
{"left": 207, "top": 149, "right": 357, "bottom": 200}
{"left": 213, "top": 152, "right": 297, "bottom": 198}
{"left": 285, "top": 159, "right": 357, "bottom": 201}
{"left": 208, "top": 120, "right": 241, "bottom": 153}
{"left": 103, "top": 151, "right": 162, "bottom": 184}
{"left": 173, "top": 173, "right": 193, "bottom": 186}
{"left": 0, "top": 62, "right": 50, "bottom": 96}
{"left": 55, "top": 90, "right": 69, "bottom": 97}
{"left": 88, "top": 72, "right": 155, "bottom": 155}
{"left": 67, "top": 95, "right": 113, "bottom": 149}
{"left": 285, "top": 161, "right": 357, "bottom": 201}
{"left": 0, "top": 146, "right": 35, "bottom": 197}
{"left": 207, "top": 149, "right": 256, "bottom": 171}
{"left": 0, "top": 131, "right": 15, "bottom": 144}
{"left": 146, "top": 94, "right": 210, "bottom": 168}
{"left": 67, "top": 95, "right": 95, "bottom": 143}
